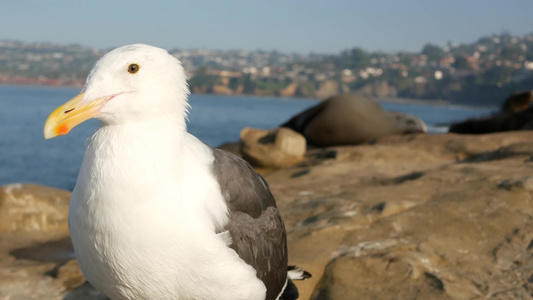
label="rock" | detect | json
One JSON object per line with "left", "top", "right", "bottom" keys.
{"left": 240, "top": 127, "right": 307, "bottom": 168}
{"left": 7, "top": 132, "right": 533, "bottom": 299}
{"left": 0, "top": 184, "right": 77, "bottom": 300}
{"left": 263, "top": 131, "right": 533, "bottom": 299}
{"left": 0, "top": 184, "right": 70, "bottom": 233}
{"left": 498, "top": 176, "right": 533, "bottom": 191}
{"left": 0, "top": 235, "right": 79, "bottom": 300}
{"left": 55, "top": 259, "right": 86, "bottom": 290}
{"left": 64, "top": 282, "right": 109, "bottom": 300}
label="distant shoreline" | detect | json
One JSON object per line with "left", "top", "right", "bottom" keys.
{"left": 0, "top": 82, "right": 492, "bottom": 108}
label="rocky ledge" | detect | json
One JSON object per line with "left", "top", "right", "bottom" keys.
{"left": 3, "top": 132, "right": 533, "bottom": 299}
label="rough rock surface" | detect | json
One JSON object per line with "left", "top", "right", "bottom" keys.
{"left": 240, "top": 127, "right": 307, "bottom": 168}
{"left": 3, "top": 132, "right": 533, "bottom": 299}
{"left": 0, "top": 184, "right": 90, "bottom": 299}
{"left": 0, "top": 184, "right": 71, "bottom": 233}
{"left": 266, "top": 131, "right": 533, "bottom": 299}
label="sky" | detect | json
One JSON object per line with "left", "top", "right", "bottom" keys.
{"left": 1, "top": 0, "right": 532, "bottom": 54}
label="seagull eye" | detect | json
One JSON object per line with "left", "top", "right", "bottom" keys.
{"left": 127, "top": 64, "right": 140, "bottom": 74}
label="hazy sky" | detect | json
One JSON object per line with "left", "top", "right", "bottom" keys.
{"left": 1, "top": 0, "right": 532, "bottom": 54}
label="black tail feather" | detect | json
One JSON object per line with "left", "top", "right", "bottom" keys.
{"left": 280, "top": 278, "right": 299, "bottom": 300}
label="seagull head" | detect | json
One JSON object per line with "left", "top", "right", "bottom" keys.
{"left": 44, "top": 44, "right": 190, "bottom": 139}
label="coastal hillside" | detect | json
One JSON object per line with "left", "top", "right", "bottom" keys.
{"left": 2, "top": 131, "right": 533, "bottom": 299}
{"left": 2, "top": 32, "right": 533, "bottom": 105}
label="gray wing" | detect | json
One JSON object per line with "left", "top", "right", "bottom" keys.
{"left": 211, "top": 148, "right": 288, "bottom": 300}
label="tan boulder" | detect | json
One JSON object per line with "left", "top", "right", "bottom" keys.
{"left": 240, "top": 127, "right": 307, "bottom": 168}
{"left": 0, "top": 184, "right": 70, "bottom": 233}
{"left": 0, "top": 184, "right": 82, "bottom": 300}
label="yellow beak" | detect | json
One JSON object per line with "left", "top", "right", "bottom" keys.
{"left": 43, "top": 92, "right": 107, "bottom": 139}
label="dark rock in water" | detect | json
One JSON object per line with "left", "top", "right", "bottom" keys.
{"left": 501, "top": 90, "right": 533, "bottom": 114}
{"left": 281, "top": 93, "right": 426, "bottom": 147}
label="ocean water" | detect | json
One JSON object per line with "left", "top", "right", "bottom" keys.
{"left": 0, "top": 85, "right": 494, "bottom": 190}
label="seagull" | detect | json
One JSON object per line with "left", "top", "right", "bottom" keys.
{"left": 43, "top": 44, "right": 309, "bottom": 300}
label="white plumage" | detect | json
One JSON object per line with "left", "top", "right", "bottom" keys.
{"left": 43, "top": 44, "right": 306, "bottom": 300}
{"left": 71, "top": 45, "right": 266, "bottom": 300}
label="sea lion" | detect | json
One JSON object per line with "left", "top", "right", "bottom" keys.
{"left": 501, "top": 106, "right": 533, "bottom": 131}
{"left": 448, "top": 114, "right": 507, "bottom": 134}
{"left": 501, "top": 90, "right": 533, "bottom": 114}
{"left": 383, "top": 111, "right": 428, "bottom": 134}
{"left": 449, "top": 105, "right": 533, "bottom": 135}
{"left": 450, "top": 90, "right": 533, "bottom": 134}
{"left": 281, "top": 93, "right": 427, "bottom": 146}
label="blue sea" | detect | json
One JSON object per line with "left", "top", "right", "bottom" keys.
{"left": 0, "top": 85, "right": 494, "bottom": 190}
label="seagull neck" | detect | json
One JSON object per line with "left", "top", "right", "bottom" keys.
{"left": 105, "top": 114, "right": 185, "bottom": 131}
{"left": 97, "top": 116, "right": 187, "bottom": 150}
{"left": 81, "top": 116, "right": 190, "bottom": 206}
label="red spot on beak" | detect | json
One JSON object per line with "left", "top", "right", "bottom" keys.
{"left": 57, "top": 124, "right": 70, "bottom": 136}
